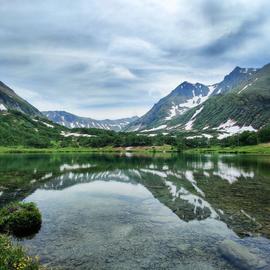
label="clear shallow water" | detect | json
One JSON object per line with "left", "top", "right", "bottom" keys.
{"left": 0, "top": 153, "right": 269, "bottom": 269}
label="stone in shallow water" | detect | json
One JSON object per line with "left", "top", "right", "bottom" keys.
{"left": 218, "top": 240, "right": 268, "bottom": 270}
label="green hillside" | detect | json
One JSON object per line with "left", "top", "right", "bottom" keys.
{"left": 0, "top": 81, "right": 42, "bottom": 116}
{"left": 0, "top": 110, "right": 66, "bottom": 147}
{"left": 0, "top": 110, "right": 172, "bottom": 149}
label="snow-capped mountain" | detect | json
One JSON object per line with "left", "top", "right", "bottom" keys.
{"left": 43, "top": 111, "right": 139, "bottom": 131}
{"left": 1, "top": 63, "right": 268, "bottom": 140}
{"left": 212, "top": 66, "right": 258, "bottom": 95}
{"left": 126, "top": 82, "right": 215, "bottom": 131}
{"left": 0, "top": 81, "right": 42, "bottom": 116}
{"left": 126, "top": 66, "right": 260, "bottom": 133}
{"left": 165, "top": 64, "right": 270, "bottom": 137}
{"left": 164, "top": 83, "right": 216, "bottom": 121}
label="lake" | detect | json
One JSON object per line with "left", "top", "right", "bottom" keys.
{"left": 0, "top": 153, "right": 269, "bottom": 269}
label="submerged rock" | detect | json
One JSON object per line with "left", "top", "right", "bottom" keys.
{"left": 219, "top": 239, "right": 268, "bottom": 270}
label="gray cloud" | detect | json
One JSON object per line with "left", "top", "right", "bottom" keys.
{"left": 200, "top": 17, "right": 266, "bottom": 56}
{"left": 0, "top": 0, "right": 270, "bottom": 119}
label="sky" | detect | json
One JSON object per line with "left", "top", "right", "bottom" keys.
{"left": 1, "top": 0, "right": 270, "bottom": 119}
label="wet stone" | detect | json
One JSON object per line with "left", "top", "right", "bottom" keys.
{"left": 218, "top": 240, "right": 268, "bottom": 270}
{"left": 177, "top": 243, "right": 190, "bottom": 252}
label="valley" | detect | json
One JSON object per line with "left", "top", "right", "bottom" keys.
{"left": 1, "top": 63, "right": 270, "bottom": 153}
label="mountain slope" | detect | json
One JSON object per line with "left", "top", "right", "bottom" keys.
{"left": 212, "top": 66, "right": 258, "bottom": 95}
{"left": 127, "top": 82, "right": 215, "bottom": 131}
{"left": 0, "top": 110, "right": 126, "bottom": 148}
{"left": 0, "top": 110, "right": 67, "bottom": 147}
{"left": 0, "top": 81, "right": 42, "bottom": 116}
{"left": 126, "top": 67, "right": 258, "bottom": 132}
{"left": 166, "top": 63, "right": 270, "bottom": 138}
{"left": 43, "top": 111, "right": 139, "bottom": 131}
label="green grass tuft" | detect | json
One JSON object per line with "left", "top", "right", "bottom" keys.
{"left": 0, "top": 234, "right": 43, "bottom": 270}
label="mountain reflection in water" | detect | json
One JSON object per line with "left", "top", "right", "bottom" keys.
{"left": 0, "top": 153, "right": 269, "bottom": 269}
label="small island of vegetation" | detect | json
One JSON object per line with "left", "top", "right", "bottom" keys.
{"left": 0, "top": 202, "right": 43, "bottom": 270}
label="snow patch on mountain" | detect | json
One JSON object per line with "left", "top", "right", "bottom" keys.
{"left": 147, "top": 133, "right": 158, "bottom": 137}
{"left": 238, "top": 78, "right": 258, "bottom": 94}
{"left": 167, "top": 123, "right": 182, "bottom": 130}
{"left": 60, "top": 131, "right": 95, "bottom": 138}
{"left": 0, "top": 104, "right": 7, "bottom": 111}
{"left": 185, "top": 106, "right": 204, "bottom": 130}
{"left": 141, "top": 124, "right": 167, "bottom": 132}
{"left": 187, "top": 134, "right": 213, "bottom": 139}
{"left": 165, "top": 84, "right": 216, "bottom": 121}
{"left": 214, "top": 119, "right": 257, "bottom": 139}
{"left": 240, "top": 68, "right": 258, "bottom": 74}
{"left": 165, "top": 103, "right": 186, "bottom": 120}
{"left": 41, "top": 121, "right": 54, "bottom": 128}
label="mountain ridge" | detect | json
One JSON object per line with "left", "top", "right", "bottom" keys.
{"left": 1, "top": 63, "right": 268, "bottom": 140}
{"left": 126, "top": 65, "right": 261, "bottom": 133}
{"left": 43, "top": 110, "right": 139, "bottom": 131}
{"left": 0, "top": 81, "right": 139, "bottom": 132}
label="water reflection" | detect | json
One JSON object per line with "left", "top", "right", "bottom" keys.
{"left": 0, "top": 153, "right": 269, "bottom": 238}
{"left": 0, "top": 153, "right": 269, "bottom": 269}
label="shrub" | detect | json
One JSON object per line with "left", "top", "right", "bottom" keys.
{"left": 0, "top": 202, "right": 41, "bottom": 237}
{"left": 258, "top": 125, "right": 270, "bottom": 143}
{"left": 0, "top": 234, "right": 42, "bottom": 270}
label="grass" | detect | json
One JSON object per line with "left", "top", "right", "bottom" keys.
{"left": 0, "top": 234, "right": 43, "bottom": 270}
{"left": 185, "top": 143, "right": 270, "bottom": 154}
{"left": 0, "top": 145, "right": 174, "bottom": 154}
{"left": 0, "top": 203, "right": 43, "bottom": 269}
{"left": 0, "top": 143, "right": 270, "bottom": 155}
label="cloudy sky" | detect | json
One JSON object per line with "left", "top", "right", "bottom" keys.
{"left": 1, "top": 0, "right": 270, "bottom": 119}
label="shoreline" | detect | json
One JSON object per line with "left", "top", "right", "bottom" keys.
{"left": 0, "top": 145, "right": 174, "bottom": 154}
{"left": 184, "top": 144, "right": 270, "bottom": 155}
{"left": 0, "top": 144, "right": 270, "bottom": 155}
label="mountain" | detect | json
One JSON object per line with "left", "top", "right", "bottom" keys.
{"left": 212, "top": 66, "right": 259, "bottom": 95}
{"left": 0, "top": 81, "right": 138, "bottom": 132}
{"left": 0, "top": 81, "right": 42, "bottom": 116}
{"left": 126, "top": 66, "right": 260, "bottom": 134}
{"left": 0, "top": 110, "right": 129, "bottom": 148}
{"left": 167, "top": 63, "right": 270, "bottom": 138}
{"left": 43, "top": 111, "right": 139, "bottom": 131}
{"left": 127, "top": 82, "right": 215, "bottom": 131}
{"left": 0, "top": 110, "right": 66, "bottom": 148}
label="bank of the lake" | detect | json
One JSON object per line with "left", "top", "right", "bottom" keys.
{"left": 0, "top": 145, "right": 174, "bottom": 154}
{"left": 1, "top": 143, "right": 270, "bottom": 155}
{"left": 185, "top": 143, "right": 270, "bottom": 155}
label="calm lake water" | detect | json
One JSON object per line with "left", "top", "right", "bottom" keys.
{"left": 0, "top": 153, "right": 269, "bottom": 269}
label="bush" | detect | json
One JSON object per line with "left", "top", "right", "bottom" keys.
{"left": 0, "top": 202, "right": 41, "bottom": 237}
{"left": 0, "top": 234, "right": 42, "bottom": 270}
{"left": 258, "top": 125, "right": 270, "bottom": 143}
